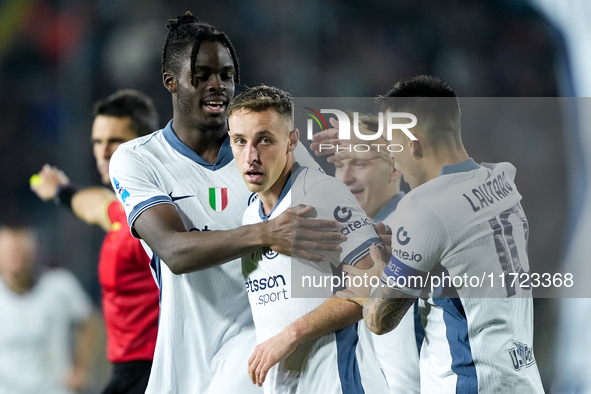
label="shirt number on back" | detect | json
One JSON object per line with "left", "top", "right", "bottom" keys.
{"left": 488, "top": 203, "right": 530, "bottom": 297}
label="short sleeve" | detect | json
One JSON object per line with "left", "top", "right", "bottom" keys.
{"left": 109, "top": 145, "right": 173, "bottom": 237}
{"left": 381, "top": 198, "right": 448, "bottom": 296}
{"left": 301, "top": 178, "right": 380, "bottom": 266}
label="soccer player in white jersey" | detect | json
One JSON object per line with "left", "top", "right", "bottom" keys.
{"left": 338, "top": 75, "right": 545, "bottom": 393}
{"left": 227, "top": 85, "right": 389, "bottom": 394}
{"left": 334, "top": 118, "right": 422, "bottom": 394}
{"left": 108, "top": 13, "right": 346, "bottom": 394}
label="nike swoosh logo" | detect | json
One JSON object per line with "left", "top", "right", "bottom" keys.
{"left": 169, "top": 192, "right": 195, "bottom": 202}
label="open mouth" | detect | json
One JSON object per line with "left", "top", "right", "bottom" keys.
{"left": 349, "top": 188, "right": 364, "bottom": 198}
{"left": 245, "top": 171, "right": 264, "bottom": 183}
{"left": 203, "top": 101, "right": 226, "bottom": 114}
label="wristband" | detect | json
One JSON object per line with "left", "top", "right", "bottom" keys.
{"left": 54, "top": 184, "right": 79, "bottom": 210}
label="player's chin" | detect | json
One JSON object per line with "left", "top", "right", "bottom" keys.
{"left": 243, "top": 178, "right": 265, "bottom": 193}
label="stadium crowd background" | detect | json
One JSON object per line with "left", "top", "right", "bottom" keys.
{"left": 0, "top": 0, "right": 585, "bottom": 392}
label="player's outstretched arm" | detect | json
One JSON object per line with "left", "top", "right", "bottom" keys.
{"left": 30, "top": 164, "right": 115, "bottom": 232}
{"left": 134, "top": 204, "right": 345, "bottom": 274}
{"left": 337, "top": 245, "right": 415, "bottom": 335}
{"left": 247, "top": 250, "right": 380, "bottom": 387}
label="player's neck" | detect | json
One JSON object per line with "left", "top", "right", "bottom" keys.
{"left": 424, "top": 148, "right": 470, "bottom": 184}
{"left": 367, "top": 188, "right": 401, "bottom": 220}
{"left": 171, "top": 117, "right": 228, "bottom": 164}
{"left": 259, "top": 157, "right": 293, "bottom": 216}
{"left": 1, "top": 273, "right": 32, "bottom": 295}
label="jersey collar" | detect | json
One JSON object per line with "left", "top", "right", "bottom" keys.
{"left": 163, "top": 119, "right": 234, "bottom": 170}
{"left": 372, "top": 192, "right": 405, "bottom": 223}
{"left": 438, "top": 158, "right": 479, "bottom": 176}
{"left": 258, "top": 162, "right": 305, "bottom": 221}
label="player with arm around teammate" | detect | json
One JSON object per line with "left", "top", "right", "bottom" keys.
{"left": 338, "top": 75, "right": 545, "bottom": 393}
{"left": 108, "top": 13, "right": 347, "bottom": 394}
{"left": 228, "top": 85, "right": 389, "bottom": 394}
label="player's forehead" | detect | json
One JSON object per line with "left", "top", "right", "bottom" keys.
{"left": 229, "top": 109, "right": 288, "bottom": 135}
{"left": 193, "top": 40, "right": 233, "bottom": 70}
{"left": 0, "top": 228, "right": 35, "bottom": 249}
{"left": 91, "top": 115, "right": 136, "bottom": 141}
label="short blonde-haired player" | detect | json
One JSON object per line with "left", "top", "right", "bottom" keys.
{"left": 334, "top": 113, "right": 421, "bottom": 394}
{"left": 228, "top": 85, "right": 389, "bottom": 394}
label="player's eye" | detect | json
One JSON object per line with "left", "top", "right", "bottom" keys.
{"left": 221, "top": 72, "right": 234, "bottom": 81}
{"left": 194, "top": 74, "right": 208, "bottom": 82}
{"left": 235, "top": 138, "right": 246, "bottom": 145}
{"left": 260, "top": 137, "right": 272, "bottom": 144}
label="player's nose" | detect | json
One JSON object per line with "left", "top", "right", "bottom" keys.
{"left": 340, "top": 166, "right": 356, "bottom": 185}
{"left": 207, "top": 74, "right": 225, "bottom": 93}
{"left": 246, "top": 143, "right": 259, "bottom": 163}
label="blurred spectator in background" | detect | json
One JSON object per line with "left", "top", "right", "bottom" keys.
{"left": 30, "top": 90, "right": 160, "bottom": 394}
{"left": 0, "top": 221, "right": 98, "bottom": 394}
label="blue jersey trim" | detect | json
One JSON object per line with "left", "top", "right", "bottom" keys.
{"left": 128, "top": 195, "right": 173, "bottom": 237}
{"left": 162, "top": 119, "right": 234, "bottom": 170}
{"left": 342, "top": 237, "right": 381, "bottom": 266}
{"left": 335, "top": 323, "right": 365, "bottom": 394}
{"left": 413, "top": 300, "right": 425, "bottom": 356}
{"left": 432, "top": 264, "right": 478, "bottom": 394}
{"left": 149, "top": 253, "right": 163, "bottom": 328}
{"left": 438, "top": 158, "right": 479, "bottom": 176}
{"left": 149, "top": 253, "right": 163, "bottom": 300}
{"left": 258, "top": 162, "right": 304, "bottom": 221}
{"left": 382, "top": 254, "right": 429, "bottom": 291}
{"left": 372, "top": 192, "right": 405, "bottom": 223}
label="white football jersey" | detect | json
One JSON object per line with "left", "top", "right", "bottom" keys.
{"left": 242, "top": 163, "right": 389, "bottom": 394}
{"left": 109, "top": 121, "right": 321, "bottom": 394}
{"left": 110, "top": 120, "right": 264, "bottom": 394}
{"left": 358, "top": 192, "right": 422, "bottom": 394}
{"left": 381, "top": 159, "right": 545, "bottom": 393}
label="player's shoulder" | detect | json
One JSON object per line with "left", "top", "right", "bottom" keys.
{"left": 38, "top": 267, "right": 83, "bottom": 292}
{"left": 293, "top": 164, "right": 349, "bottom": 197}
{"left": 118, "top": 129, "right": 165, "bottom": 155}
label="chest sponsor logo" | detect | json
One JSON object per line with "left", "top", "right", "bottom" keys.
{"left": 209, "top": 187, "right": 228, "bottom": 212}
{"left": 507, "top": 340, "right": 536, "bottom": 371}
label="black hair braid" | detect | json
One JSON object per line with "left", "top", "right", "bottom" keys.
{"left": 161, "top": 11, "right": 240, "bottom": 86}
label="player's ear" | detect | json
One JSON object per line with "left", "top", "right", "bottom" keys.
{"left": 288, "top": 128, "right": 299, "bottom": 152}
{"left": 389, "top": 162, "right": 402, "bottom": 183}
{"left": 409, "top": 140, "right": 423, "bottom": 158}
{"left": 163, "top": 72, "right": 177, "bottom": 93}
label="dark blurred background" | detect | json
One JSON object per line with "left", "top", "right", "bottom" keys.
{"left": 1, "top": 0, "right": 587, "bottom": 392}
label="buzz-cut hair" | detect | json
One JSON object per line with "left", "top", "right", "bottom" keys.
{"left": 161, "top": 11, "right": 240, "bottom": 85}
{"left": 93, "top": 89, "right": 159, "bottom": 137}
{"left": 228, "top": 85, "right": 293, "bottom": 127}
{"left": 376, "top": 75, "right": 461, "bottom": 133}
